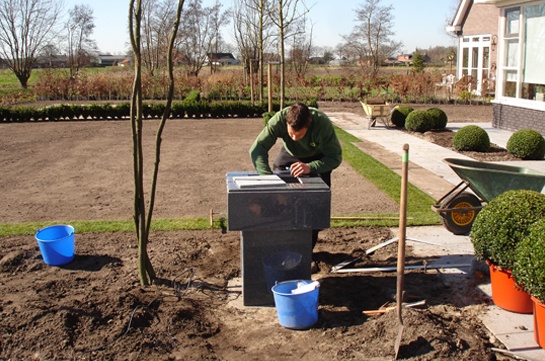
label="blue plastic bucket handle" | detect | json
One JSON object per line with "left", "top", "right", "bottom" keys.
{"left": 35, "top": 224, "right": 75, "bottom": 266}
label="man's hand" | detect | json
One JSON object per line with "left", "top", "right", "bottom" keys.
{"left": 290, "top": 162, "right": 311, "bottom": 178}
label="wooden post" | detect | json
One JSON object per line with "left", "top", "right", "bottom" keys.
{"left": 268, "top": 63, "right": 273, "bottom": 112}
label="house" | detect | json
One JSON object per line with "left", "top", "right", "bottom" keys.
{"left": 308, "top": 56, "right": 326, "bottom": 65}
{"left": 118, "top": 57, "right": 132, "bottom": 67}
{"left": 397, "top": 54, "right": 412, "bottom": 64}
{"left": 446, "top": 0, "right": 499, "bottom": 96}
{"left": 206, "top": 53, "right": 239, "bottom": 66}
{"left": 447, "top": 0, "right": 545, "bottom": 134}
{"left": 98, "top": 54, "right": 127, "bottom": 67}
{"left": 33, "top": 54, "right": 69, "bottom": 68}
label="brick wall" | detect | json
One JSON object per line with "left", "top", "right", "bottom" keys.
{"left": 493, "top": 104, "right": 545, "bottom": 135}
{"left": 463, "top": 4, "right": 499, "bottom": 35}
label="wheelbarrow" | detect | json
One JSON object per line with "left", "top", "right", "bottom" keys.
{"left": 360, "top": 98, "right": 395, "bottom": 129}
{"left": 432, "top": 157, "right": 545, "bottom": 235}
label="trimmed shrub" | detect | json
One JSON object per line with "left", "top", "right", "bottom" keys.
{"left": 452, "top": 125, "right": 490, "bottom": 152}
{"left": 405, "top": 109, "right": 433, "bottom": 133}
{"left": 426, "top": 107, "right": 448, "bottom": 130}
{"left": 390, "top": 105, "right": 414, "bottom": 128}
{"left": 513, "top": 219, "right": 545, "bottom": 302}
{"left": 506, "top": 129, "right": 545, "bottom": 160}
{"left": 470, "top": 189, "right": 545, "bottom": 270}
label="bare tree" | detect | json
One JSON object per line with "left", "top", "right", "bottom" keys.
{"left": 288, "top": 14, "right": 313, "bottom": 80}
{"left": 267, "top": 0, "right": 309, "bottom": 109}
{"left": 233, "top": 0, "right": 273, "bottom": 103}
{"left": 141, "top": 0, "right": 176, "bottom": 75}
{"left": 66, "top": 4, "right": 97, "bottom": 79}
{"left": 233, "top": 0, "right": 257, "bottom": 103}
{"left": 129, "top": 0, "right": 185, "bottom": 286}
{"left": 177, "top": 0, "right": 230, "bottom": 77}
{"left": 0, "top": 0, "right": 63, "bottom": 88}
{"left": 208, "top": 0, "right": 231, "bottom": 74}
{"left": 342, "top": 0, "right": 401, "bottom": 79}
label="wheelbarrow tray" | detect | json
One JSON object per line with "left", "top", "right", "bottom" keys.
{"left": 360, "top": 101, "right": 390, "bottom": 118}
{"left": 444, "top": 157, "right": 545, "bottom": 202}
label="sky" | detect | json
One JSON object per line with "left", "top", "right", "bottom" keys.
{"left": 64, "top": 0, "right": 458, "bottom": 55}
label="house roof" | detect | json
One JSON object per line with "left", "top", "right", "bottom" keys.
{"left": 447, "top": 0, "right": 535, "bottom": 34}
{"left": 446, "top": 0, "right": 472, "bottom": 33}
{"left": 207, "top": 53, "right": 235, "bottom": 59}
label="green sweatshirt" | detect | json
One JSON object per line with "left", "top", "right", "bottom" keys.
{"left": 249, "top": 106, "right": 342, "bottom": 175}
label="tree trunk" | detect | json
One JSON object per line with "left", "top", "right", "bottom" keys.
{"left": 129, "top": 0, "right": 185, "bottom": 286}
{"left": 278, "top": 0, "right": 285, "bottom": 110}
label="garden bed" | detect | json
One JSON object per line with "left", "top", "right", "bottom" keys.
{"left": 0, "top": 103, "right": 514, "bottom": 360}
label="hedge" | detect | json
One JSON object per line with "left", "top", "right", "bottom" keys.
{"left": 0, "top": 100, "right": 279, "bottom": 122}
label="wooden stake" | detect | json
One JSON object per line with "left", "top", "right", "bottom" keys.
{"left": 363, "top": 300, "right": 426, "bottom": 316}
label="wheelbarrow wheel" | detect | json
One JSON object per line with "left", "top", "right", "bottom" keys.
{"left": 440, "top": 192, "right": 482, "bottom": 235}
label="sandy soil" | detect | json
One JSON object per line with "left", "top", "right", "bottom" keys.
{"left": 0, "top": 102, "right": 517, "bottom": 360}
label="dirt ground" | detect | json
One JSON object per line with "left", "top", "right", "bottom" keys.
{"left": 0, "top": 102, "right": 517, "bottom": 360}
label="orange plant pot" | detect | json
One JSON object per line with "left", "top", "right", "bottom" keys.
{"left": 533, "top": 297, "right": 545, "bottom": 348}
{"left": 487, "top": 261, "right": 533, "bottom": 314}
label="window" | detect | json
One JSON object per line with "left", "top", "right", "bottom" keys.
{"left": 501, "top": 5, "right": 545, "bottom": 101}
{"left": 459, "top": 35, "right": 491, "bottom": 94}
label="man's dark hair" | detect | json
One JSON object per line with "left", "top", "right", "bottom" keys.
{"left": 286, "top": 102, "right": 311, "bottom": 131}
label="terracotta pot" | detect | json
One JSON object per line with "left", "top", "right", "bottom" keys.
{"left": 487, "top": 261, "right": 533, "bottom": 314}
{"left": 533, "top": 297, "right": 545, "bottom": 348}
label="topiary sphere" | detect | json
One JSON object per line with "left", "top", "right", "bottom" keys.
{"left": 470, "top": 189, "right": 545, "bottom": 270}
{"left": 426, "top": 107, "right": 448, "bottom": 130}
{"left": 452, "top": 125, "right": 490, "bottom": 152}
{"left": 404, "top": 110, "right": 434, "bottom": 133}
{"left": 513, "top": 219, "right": 545, "bottom": 302}
{"left": 390, "top": 105, "right": 414, "bottom": 128}
{"left": 506, "top": 129, "right": 545, "bottom": 160}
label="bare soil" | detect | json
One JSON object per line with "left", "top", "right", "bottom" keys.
{"left": 0, "top": 102, "right": 517, "bottom": 360}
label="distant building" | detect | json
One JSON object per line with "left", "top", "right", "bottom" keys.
{"left": 118, "top": 57, "right": 132, "bottom": 67}
{"left": 308, "top": 57, "right": 326, "bottom": 65}
{"left": 98, "top": 54, "right": 127, "bottom": 67}
{"left": 397, "top": 54, "right": 412, "bottom": 64}
{"left": 33, "top": 55, "right": 68, "bottom": 68}
{"left": 205, "top": 53, "right": 239, "bottom": 66}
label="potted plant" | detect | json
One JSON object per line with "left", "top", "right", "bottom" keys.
{"left": 470, "top": 189, "right": 545, "bottom": 313}
{"left": 513, "top": 219, "right": 545, "bottom": 348}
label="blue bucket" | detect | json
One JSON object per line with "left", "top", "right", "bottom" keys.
{"left": 271, "top": 280, "right": 319, "bottom": 329}
{"left": 35, "top": 225, "right": 75, "bottom": 266}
